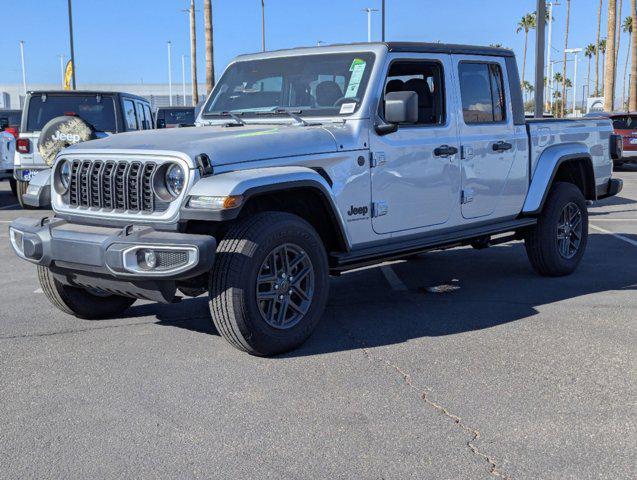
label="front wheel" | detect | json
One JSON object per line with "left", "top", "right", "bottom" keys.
{"left": 209, "top": 212, "right": 329, "bottom": 356}
{"left": 524, "top": 182, "right": 588, "bottom": 277}
{"left": 37, "top": 266, "right": 136, "bottom": 319}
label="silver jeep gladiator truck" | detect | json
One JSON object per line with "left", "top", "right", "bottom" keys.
{"left": 9, "top": 43, "right": 623, "bottom": 355}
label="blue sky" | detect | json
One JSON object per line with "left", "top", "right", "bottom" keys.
{"left": 2, "top": 0, "right": 631, "bottom": 96}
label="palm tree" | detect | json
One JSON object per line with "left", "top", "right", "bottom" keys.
{"left": 522, "top": 80, "right": 534, "bottom": 101}
{"left": 599, "top": 38, "right": 608, "bottom": 95}
{"left": 585, "top": 44, "right": 597, "bottom": 98}
{"left": 561, "top": 0, "right": 571, "bottom": 117}
{"left": 204, "top": 0, "right": 215, "bottom": 95}
{"left": 189, "top": 0, "right": 199, "bottom": 106}
{"left": 604, "top": 0, "right": 618, "bottom": 112}
{"left": 622, "top": 16, "right": 633, "bottom": 108}
{"left": 516, "top": 13, "right": 536, "bottom": 84}
{"left": 553, "top": 72, "right": 564, "bottom": 114}
{"left": 630, "top": 0, "right": 637, "bottom": 110}
{"left": 565, "top": 78, "right": 573, "bottom": 113}
{"left": 616, "top": 0, "right": 623, "bottom": 68}
{"left": 596, "top": 0, "right": 604, "bottom": 96}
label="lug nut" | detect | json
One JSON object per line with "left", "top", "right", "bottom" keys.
{"left": 274, "top": 284, "right": 279, "bottom": 290}
{"left": 288, "top": 290, "right": 293, "bottom": 295}
{"left": 278, "top": 295, "right": 284, "bottom": 300}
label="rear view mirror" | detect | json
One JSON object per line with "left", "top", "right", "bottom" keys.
{"left": 384, "top": 91, "right": 418, "bottom": 124}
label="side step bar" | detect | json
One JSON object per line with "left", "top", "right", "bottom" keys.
{"left": 330, "top": 218, "right": 537, "bottom": 272}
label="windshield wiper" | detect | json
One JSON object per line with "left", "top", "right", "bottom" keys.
{"left": 220, "top": 111, "right": 246, "bottom": 126}
{"left": 256, "top": 108, "right": 311, "bottom": 126}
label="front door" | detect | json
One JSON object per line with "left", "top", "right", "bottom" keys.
{"left": 452, "top": 56, "right": 517, "bottom": 219}
{"left": 370, "top": 53, "right": 460, "bottom": 235}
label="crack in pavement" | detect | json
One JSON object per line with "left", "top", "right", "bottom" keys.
{"left": 339, "top": 317, "right": 511, "bottom": 479}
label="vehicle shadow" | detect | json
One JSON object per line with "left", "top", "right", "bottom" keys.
{"left": 137, "top": 232, "right": 637, "bottom": 357}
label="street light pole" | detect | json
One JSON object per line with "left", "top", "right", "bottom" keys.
{"left": 546, "top": 2, "right": 560, "bottom": 113}
{"left": 19, "top": 41, "right": 27, "bottom": 95}
{"left": 167, "top": 41, "right": 173, "bottom": 106}
{"left": 67, "top": 0, "right": 76, "bottom": 89}
{"left": 261, "top": 0, "right": 266, "bottom": 52}
{"left": 566, "top": 48, "right": 582, "bottom": 115}
{"left": 182, "top": 54, "right": 187, "bottom": 106}
{"left": 534, "top": 0, "right": 546, "bottom": 117}
{"left": 363, "top": 8, "right": 379, "bottom": 42}
{"left": 59, "top": 54, "right": 65, "bottom": 87}
{"left": 381, "top": 0, "right": 386, "bottom": 41}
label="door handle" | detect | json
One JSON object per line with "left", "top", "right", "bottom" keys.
{"left": 434, "top": 145, "right": 459, "bottom": 157}
{"left": 492, "top": 141, "right": 513, "bottom": 152}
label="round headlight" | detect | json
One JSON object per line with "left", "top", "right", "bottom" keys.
{"left": 59, "top": 160, "right": 71, "bottom": 190}
{"left": 165, "top": 164, "right": 185, "bottom": 197}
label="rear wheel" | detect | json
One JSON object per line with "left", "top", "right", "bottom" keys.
{"left": 209, "top": 212, "right": 329, "bottom": 356}
{"left": 37, "top": 266, "right": 136, "bottom": 319}
{"left": 525, "top": 182, "right": 588, "bottom": 277}
{"left": 16, "top": 180, "right": 33, "bottom": 209}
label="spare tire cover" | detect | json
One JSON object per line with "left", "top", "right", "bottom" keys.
{"left": 37, "top": 115, "right": 96, "bottom": 166}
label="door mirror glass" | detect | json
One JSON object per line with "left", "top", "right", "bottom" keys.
{"left": 384, "top": 91, "right": 418, "bottom": 124}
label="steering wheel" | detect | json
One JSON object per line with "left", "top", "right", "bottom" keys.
{"left": 333, "top": 97, "right": 360, "bottom": 108}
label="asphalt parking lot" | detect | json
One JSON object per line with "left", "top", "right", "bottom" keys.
{"left": 0, "top": 171, "right": 635, "bottom": 480}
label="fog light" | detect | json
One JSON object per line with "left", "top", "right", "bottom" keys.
{"left": 136, "top": 249, "right": 158, "bottom": 270}
{"left": 27, "top": 184, "right": 40, "bottom": 196}
{"left": 144, "top": 250, "right": 157, "bottom": 269}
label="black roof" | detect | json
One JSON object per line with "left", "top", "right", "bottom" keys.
{"left": 239, "top": 41, "right": 515, "bottom": 58}
{"left": 26, "top": 90, "right": 150, "bottom": 103}
{"left": 385, "top": 42, "right": 515, "bottom": 58}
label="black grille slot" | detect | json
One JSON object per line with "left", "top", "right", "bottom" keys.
{"left": 66, "top": 159, "right": 159, "bottom": 213}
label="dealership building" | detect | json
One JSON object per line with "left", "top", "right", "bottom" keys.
{"left": 0, "top": 83, "right": 207, "bottom": 110}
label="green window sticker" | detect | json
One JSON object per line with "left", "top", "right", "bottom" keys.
{"left": 345, "top": 58, "right": 367, "bottom": 98}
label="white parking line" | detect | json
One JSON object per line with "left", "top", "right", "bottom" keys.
{"left": 33, "top": 288, "right": 43, "bottom": 294}
{"left": 380, "top": 265, "right": 408, "bottom": 291}
{"left": 588, "top": 218, "right": 637, "bottom": 221}
{"left": 590, "top": 224, "right": 637, "bottom": 247}
{"left": 0, "top": 203, "right": 19, "bottom": 210}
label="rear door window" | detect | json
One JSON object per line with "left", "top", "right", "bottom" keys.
{"left": 458, "top": 62, "right": 507, "bottom": 124}
{"left": 123, "top": 99, "right": 138, "bottom": 130}
{"left": 26, "top": 94, "right": 117, "bottom": 132}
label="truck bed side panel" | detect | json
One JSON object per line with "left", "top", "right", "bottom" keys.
{"left": 527, "top": 118, "right": 613, "bottom": 191}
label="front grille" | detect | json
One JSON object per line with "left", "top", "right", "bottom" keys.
{"left": 68, "top": 159, "right": 157, "bottom": 213}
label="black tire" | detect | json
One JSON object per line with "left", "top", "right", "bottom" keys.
{"left": 209, "top": 212, "right": 329, "bottom": 356}
{"left": 9, "top": 178, "right": 17, "bottom": 196}
{"left": 16, "top": 180, "right": 34, "bottom": 209}
{"left": 37, "top": 266, "right": 136, "bottom": 319}
{"left": 525, "top": 182, "right": 588, "bottom": 277}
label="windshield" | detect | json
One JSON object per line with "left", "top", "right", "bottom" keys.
{"left": 611, "top": 115, "right": 637, "bottom": 130}
{"left": 26, "top": 94, "right": 117, "bottom": 132}
{"left": 158, "top": 108, "right": 195, "bottom": 125}
{"left": 202, "top": 52, "right": 375, "bottom": 118}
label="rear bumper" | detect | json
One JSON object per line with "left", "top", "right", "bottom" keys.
{"left": 597, "top": 178, "right": 623, "bottom": 200}
{"left": 620, "top": 149, "right": 637, "bottom": 161}
{"left": 8, "top": 217, "right": 216, "bottom": 302}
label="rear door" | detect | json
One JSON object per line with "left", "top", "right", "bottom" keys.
{"left": 452, "top": 56, "right": 518, "bottom": 219}
{"left": 369, "top": 53, "right": 460, "bottom": 234}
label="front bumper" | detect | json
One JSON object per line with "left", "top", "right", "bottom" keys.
{"left": 9, "top": 217, "right": 216, "bottom": 302}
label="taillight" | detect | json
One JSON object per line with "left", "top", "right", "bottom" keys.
{"left": 17, "top": 138, "right": 30, "bottom": 154}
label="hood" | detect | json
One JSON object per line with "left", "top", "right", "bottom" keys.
{"left": 66, "top": 124, "right": 339, "bottom": 166}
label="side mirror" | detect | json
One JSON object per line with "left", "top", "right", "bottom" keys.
{"left": 157, "top": 119, "right": 166, "bottom": 129}
{"left": 384, "top": 91, "right": 418, "bottom": 124}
